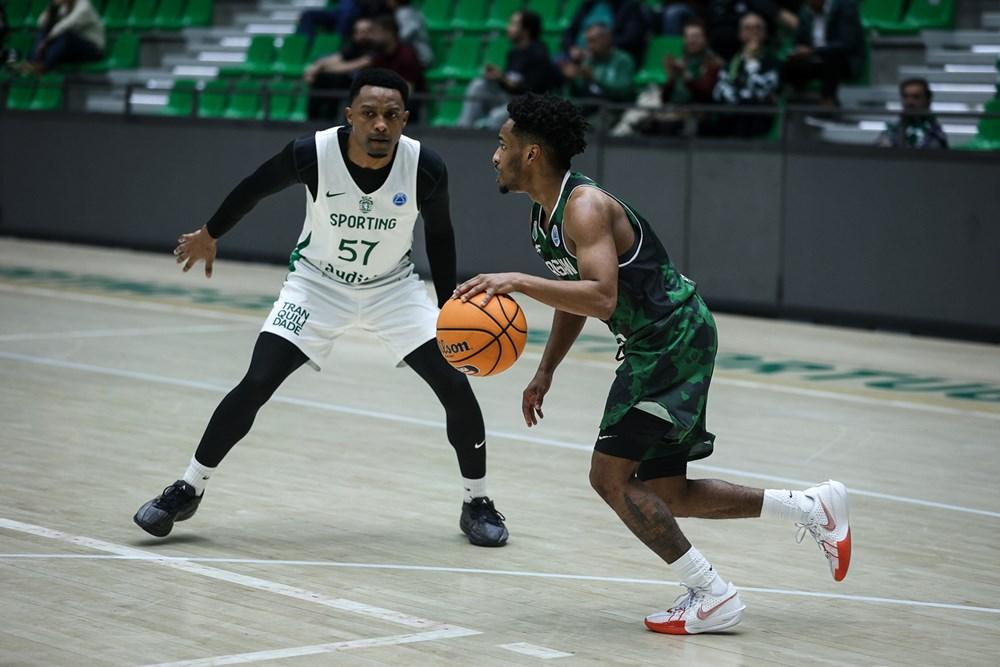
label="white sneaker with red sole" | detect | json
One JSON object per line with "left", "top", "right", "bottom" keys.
{"left": 798, "top": 479, "right": 852, "bottom": 582}
{"left": 644, "top": 582, "right": 745, "bottom": 635}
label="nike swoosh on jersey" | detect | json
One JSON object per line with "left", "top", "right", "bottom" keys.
{"left": 326, "top": 191, "right": 345, "bottom": 197}
{"left": 696, "top": 593, "right": 738, "bottom": 620}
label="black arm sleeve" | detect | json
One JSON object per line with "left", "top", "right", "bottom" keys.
{"left": 417, "top": 148, "right": 457, "bottom": 308}
{"left": 205, "top": 138, "right": 312, "bottom": 238}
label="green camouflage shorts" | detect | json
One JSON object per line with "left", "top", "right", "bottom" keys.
{"left": 600, "top": 294, "right": 717, "bottom": 462}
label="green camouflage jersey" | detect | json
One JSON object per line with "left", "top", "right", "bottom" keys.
{"left": 531, "top": 172, "right": 697, "bottom": 340}
{"left": 531, "top": 171, "right": 717, "bottom": 461}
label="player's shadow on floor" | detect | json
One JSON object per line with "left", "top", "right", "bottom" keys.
{"left": 130, "top": 534, "right": 214, "bottom": 548}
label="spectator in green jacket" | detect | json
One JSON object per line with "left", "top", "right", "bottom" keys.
{"left": 561, "top": 22, "right": 636, "bottom": 116}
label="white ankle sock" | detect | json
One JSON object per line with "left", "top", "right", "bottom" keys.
{"left": 672, "top": 546, "right": 729, "bottom": 595}
{"left": 462, "top": 476, "right": 487, "bottom": 503}
{"left": 182, "top": 456, "right": 215, "bottom": 496}
{"left": 761, "top": 489, "right": 814, "bottom": 522}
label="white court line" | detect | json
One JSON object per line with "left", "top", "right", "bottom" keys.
{"left": 2, "top": 349, "right": 998, "bottom": 520}
{"left": 0, "top": 323, "right": 246, "bottom": 342}
{"left": 499, "top": 642, "right": 574, "bottom": 659}
{"left": 2, "top": 552, "right": 998, "bottom": 616}
{"left": 5, "top": 280, "right": 1000, "bottom": 422}
{"left": 0, "top": 283, "right": 264, "bottom": 323}
{"left": 140, "top": 628, "right": 479, "bottom": 667}
{"left": 0, "top": 518, "right": 478, "bottom": 634}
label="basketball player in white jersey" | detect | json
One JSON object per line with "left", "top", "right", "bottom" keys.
{"left": 134, "top": 69, "right": 508, "bottom": 547}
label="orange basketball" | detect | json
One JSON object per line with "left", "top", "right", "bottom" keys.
{"left": 437, "top": 295, "right": 528, "bottom": 376}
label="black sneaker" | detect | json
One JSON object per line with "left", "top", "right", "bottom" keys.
{"left": 460, "top": 497, "right": 508, "bottom": 547}
{"left": 133, "top": 480, "right": 203, "bottom": 537}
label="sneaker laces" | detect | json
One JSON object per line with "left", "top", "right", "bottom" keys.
{"left": 469, "top": 498, "right": 505, "bottom": 526}
{"left": 662, "top": 585, "right": 702, "bottom": 621}
{"left": 795, "top": 513, "right": 838, "bottom": 560}
{"left": 156, "top": 482, "right": 195, "bottom": 509}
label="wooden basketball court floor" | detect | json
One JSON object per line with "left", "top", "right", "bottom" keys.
{"left": 1, "top": 238, "right": 998, "bottom": 666}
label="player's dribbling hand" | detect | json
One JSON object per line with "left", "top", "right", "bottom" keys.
{"left": 453, "top": 273, "right": 524, "bottom": 306}
{"left": 522, "top": 369, "right": 551, "bottom": 427}
{"left": 174, "top": 225, "right": 217, "bottom": 278}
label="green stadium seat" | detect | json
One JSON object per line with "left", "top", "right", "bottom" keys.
{"left": 485, "top": 0, "right": 522, "bottom": 31}
{"left": 267, "top": 80, "right": 306, "bottom": 121}
{"left": 898, "top": 0, "right": 955, "bottom": 31}
{"left": 19, "top": 0, "right": 48, "bottom": 29}
{"left": 421, "top": 0, "right": 451, "bottom": 32}
{"left": 635, "top": 35, "right": 683, "bottom": 86}
{"left": 273, "top": 35, "right": 309, "bottom": 78}
{"left": 959, "top": 99, "right": 1000, "bottom": 150}
{"left": 126, "top": 0, "right": 157, "bottom": 30}
{"left": 77, "top": 33, "right": 140, "bottom": 72}
{"left": 152, "top": 0, "right": 186, "bottom": 30}
{"left": 307, "top": 33, "right": 343, "bottom": 62}
{"left": 225, "top": 80, "right": 264, "bottom": 120}
{"left": 481, "top": 36, "right": 510, "bottom": 68}
{"left": 558, "top": 0, "right": 584, "bottom": 30}
{"left": 161, "top": 79, "right": 196, "bottom": 116}
{"left": 426, "top": 34, "right": 482, "bottom": 82}
{"left": 8, "top": 31, "right": 36, "bottom": 60}
{"left": 429, "top": 85, "right": 465, "bottom": 127}
{"left": 181, "top": 0, "right": 214, "bottom": 27}
{"left": 6, "top": 76, "right": 36, "bottom": 110}
{"left": 5, "top": 0, "right": 31, "bottom": 29}
{"left": 197, "top": 79, "right": 227, "bottom": 118}
{"left": 101, "top": 0, "right": 131, "bottom": 31}
{"left": 29, "top": 73, "right": 64, "bottom": 110}
{"left": 219, "top": 35, "right": 276, "bottom": 78}
{"left": 450, "top": 0, "right": 488, "bottom": 31}
{"left": 860, "top": 0, "right": 904, "bottom": 31}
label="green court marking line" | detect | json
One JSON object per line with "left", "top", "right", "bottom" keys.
{"left": 2, "top": 265, "right": 998, "bottom": 404}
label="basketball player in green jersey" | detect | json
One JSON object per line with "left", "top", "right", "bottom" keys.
{"left": 454, "top": 94, "right": 852, "bottom": 635}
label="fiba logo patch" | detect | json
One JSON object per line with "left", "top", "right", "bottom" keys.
{"left": 551, "top": 224, "right": 561, "bottom": 247}
{"left": 359, "top": 195, "right": 374, "bottom": 214}
{"left": 392, "top": 192, "right": 407, "bottom": 206}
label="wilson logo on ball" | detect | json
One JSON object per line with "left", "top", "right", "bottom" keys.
{"left": 436, "top": 295, "right": 528, "bottom": 377}
{"left": 439, "top": 340, "right": 471, "bottom": 355}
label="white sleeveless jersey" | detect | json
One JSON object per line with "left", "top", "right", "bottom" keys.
{"left": 291, "top": 126, "right": 421, "bottom": 287}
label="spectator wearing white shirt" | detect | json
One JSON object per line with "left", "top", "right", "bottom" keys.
{"left": 30, "top": 0, "right": 105, "bottom": 73}
{"left": 782, "top": 0, "right": 864, "bottom": 106}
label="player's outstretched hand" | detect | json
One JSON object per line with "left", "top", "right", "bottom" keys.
{"left": 522, "top": 369, "right": 551, "bottom": 427}
{"left": 174, "top": 226, "right": 217, "bottom": 278}
{"left": 453, "top": 272, "right": 524, "bottom": 306}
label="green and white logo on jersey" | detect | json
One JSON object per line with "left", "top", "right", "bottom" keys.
{"left": 359, "top": 195, "right": 374, "bottom": 214}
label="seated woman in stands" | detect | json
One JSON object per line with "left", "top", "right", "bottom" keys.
{"left": 26, "top": 0, "right": 105, "bottom": 74}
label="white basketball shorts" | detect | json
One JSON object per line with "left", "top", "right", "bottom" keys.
{"left": 260, "top": 260, "right": 438, "bottom": 370}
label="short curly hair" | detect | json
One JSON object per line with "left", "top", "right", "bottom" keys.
{"left": 507, "top": 94, "right": 588, "bottom": 170}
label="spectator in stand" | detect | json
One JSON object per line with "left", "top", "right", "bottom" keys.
{"left": 296, "top": 0, "right": 393, "bottom": 41}
{"left": 25, "top": 0, "right": 104, "bottom": 74}
{"left": 561, "top": 22, "right": 636, "bottom": 114}
{"left": 782, "top": 0, "right": 864, "bottom": 106}
{"left": 560, "top": 0, "right": 649, "bottom": 66}
{"left": 305, "top": 16, "right": 378, "bottom": 119}
{"left": 389, "top": 0, "right": 432, "bottom": 68}
{"left": 457, "top": 10, "right": 559, "bottom": 130}
{"left": 706, "top": 0, "right": 799, "bottom": 61}
{"left": 877, "top": 78, "right": 948, "bottom": 149}
{"left": 710, "top": 12, "right": 781, "bottom": 137}
{"left": 612, "top": 18, "right": 722, "bottom": 136}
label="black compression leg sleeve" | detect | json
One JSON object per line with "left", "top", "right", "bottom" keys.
{"left": 405, "top": 339, "right": 487, "bottom": 479}
{"left": 194, "top": 332, "right": 309, "bottom": 467}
